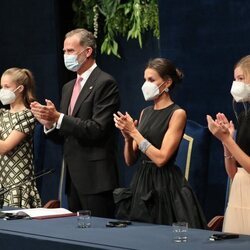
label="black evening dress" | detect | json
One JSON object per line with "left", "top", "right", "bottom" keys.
{"left": 114, "top": 104, "right": 207, "bottom": 229}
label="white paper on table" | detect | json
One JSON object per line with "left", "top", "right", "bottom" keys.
{"left": 2, "top": 208, "right": 73, "bottom": 218}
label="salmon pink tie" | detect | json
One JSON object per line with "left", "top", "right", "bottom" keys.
{"left": 70, "top": 76, "right": 83, "bottom": 114}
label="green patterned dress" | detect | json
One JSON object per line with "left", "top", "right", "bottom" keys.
{"left": 0, "top": 108, "right": 41, "bottom": 208}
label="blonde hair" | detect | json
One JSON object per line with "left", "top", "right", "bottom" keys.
{"left": 234, "top": 55, "right": 250, "bottom": 82}
{"left": 1, "top": 67, "right": 36, "bottom": 108}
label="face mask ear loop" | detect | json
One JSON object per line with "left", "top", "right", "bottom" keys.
{"left": 13, "top": 85, "right": 22, "bottom": 93}
{"left": 158, "top": 81, "right": 168, "bottom": 96}
{"left": 232, "top": 98, "right": 239, "bottom": 123}
{"left": 77, "top": 48, "right": 87, "bottom": 62}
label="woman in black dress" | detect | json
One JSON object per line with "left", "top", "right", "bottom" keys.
{"left": 113, "top": 58, "right": 207, "bottom": 229}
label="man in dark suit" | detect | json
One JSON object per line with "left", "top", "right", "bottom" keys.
{"left": 31, "top": 28, "right": 120, "bottom": 218}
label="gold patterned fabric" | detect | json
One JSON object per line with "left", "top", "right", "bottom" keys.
{"left": 0, "top": 108, "right": 41, "bottom": 208}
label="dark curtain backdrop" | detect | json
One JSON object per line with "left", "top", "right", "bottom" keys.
{"left": 1, "top": 0, "right": 250, "bottom": 221}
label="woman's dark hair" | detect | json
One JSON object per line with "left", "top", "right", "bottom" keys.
{"left": 146, "top": 58, "right": 184, "bottom": 89}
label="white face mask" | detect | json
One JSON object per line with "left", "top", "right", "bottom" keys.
{"left": 230, "top": 81, "right": 250, "bottom": 102}
{"left": 0, "top": 86, "right": 21, "bottom": 105}
{"left": 64, "top": 50, "right": 86, "bottom": 72}
{"left": 141, "top": 81, "right": 167, "bottom": 101}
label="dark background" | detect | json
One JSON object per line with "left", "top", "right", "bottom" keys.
{"left": 1, "top": 0, "right": 249, "bottom": 221}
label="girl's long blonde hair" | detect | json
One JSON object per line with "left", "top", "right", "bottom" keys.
{"left": 1, "top": 67, "right": 36, "bottom": 108}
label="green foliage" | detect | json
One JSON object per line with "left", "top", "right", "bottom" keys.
{"left": 72, "top": 0, "right": 160, "bottom": 58}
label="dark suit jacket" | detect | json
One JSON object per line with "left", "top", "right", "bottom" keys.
{"left": 58, "top": 66, "right": 120, "bottom": 195}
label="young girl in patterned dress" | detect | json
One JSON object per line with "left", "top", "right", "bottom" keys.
{"left": 0, "top": 68, "right": 41, "bottom": 208}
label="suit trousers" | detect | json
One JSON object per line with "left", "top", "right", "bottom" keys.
{"left": 67, "top": 177, "right": 115, "bottom": 218}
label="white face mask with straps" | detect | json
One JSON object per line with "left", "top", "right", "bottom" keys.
{"left": 141, "top": 81, "right": 168, "bottom": 101}
{"left": 230, "top": 81, "right": 250, "bottom": 102}
{"left": 0, "top": 86, "right": 22, "bottom": 105}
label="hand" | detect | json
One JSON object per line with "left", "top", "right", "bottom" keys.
{"left": 113, "top": 111, "right": 138, "bottom": 139}
{"left": 215, "top": 112, "right": 235, "bottom": 138}
{"left": 206, "top": 115, "right": 230, "bottom": 142}
{"left": 30, "top": 101, "right": 52, "bottom": 127}
{"left": 30, "top": 99, "right": 60, "bottom": 128}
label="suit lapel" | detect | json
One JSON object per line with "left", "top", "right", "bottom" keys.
{"left": 71, "top": 67, "right": 101, "bottom": 116}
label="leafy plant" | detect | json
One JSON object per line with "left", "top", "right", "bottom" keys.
{"left": 72, "top": 0, "right": 160, "bottom": 58}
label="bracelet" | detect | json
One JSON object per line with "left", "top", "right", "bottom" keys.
{"left": 138, "top": 139, "right": 152, "bottom": 153}
{"left": 224, "top": 155, "right": 233, "bottom": 159}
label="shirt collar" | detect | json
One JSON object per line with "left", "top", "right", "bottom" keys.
{"left": 78, "top": 63, "right": 97, "bottom": 83}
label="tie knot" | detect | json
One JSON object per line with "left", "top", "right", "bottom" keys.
{"left": 76, "top": 76, "right": 83, "bottom": 85}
